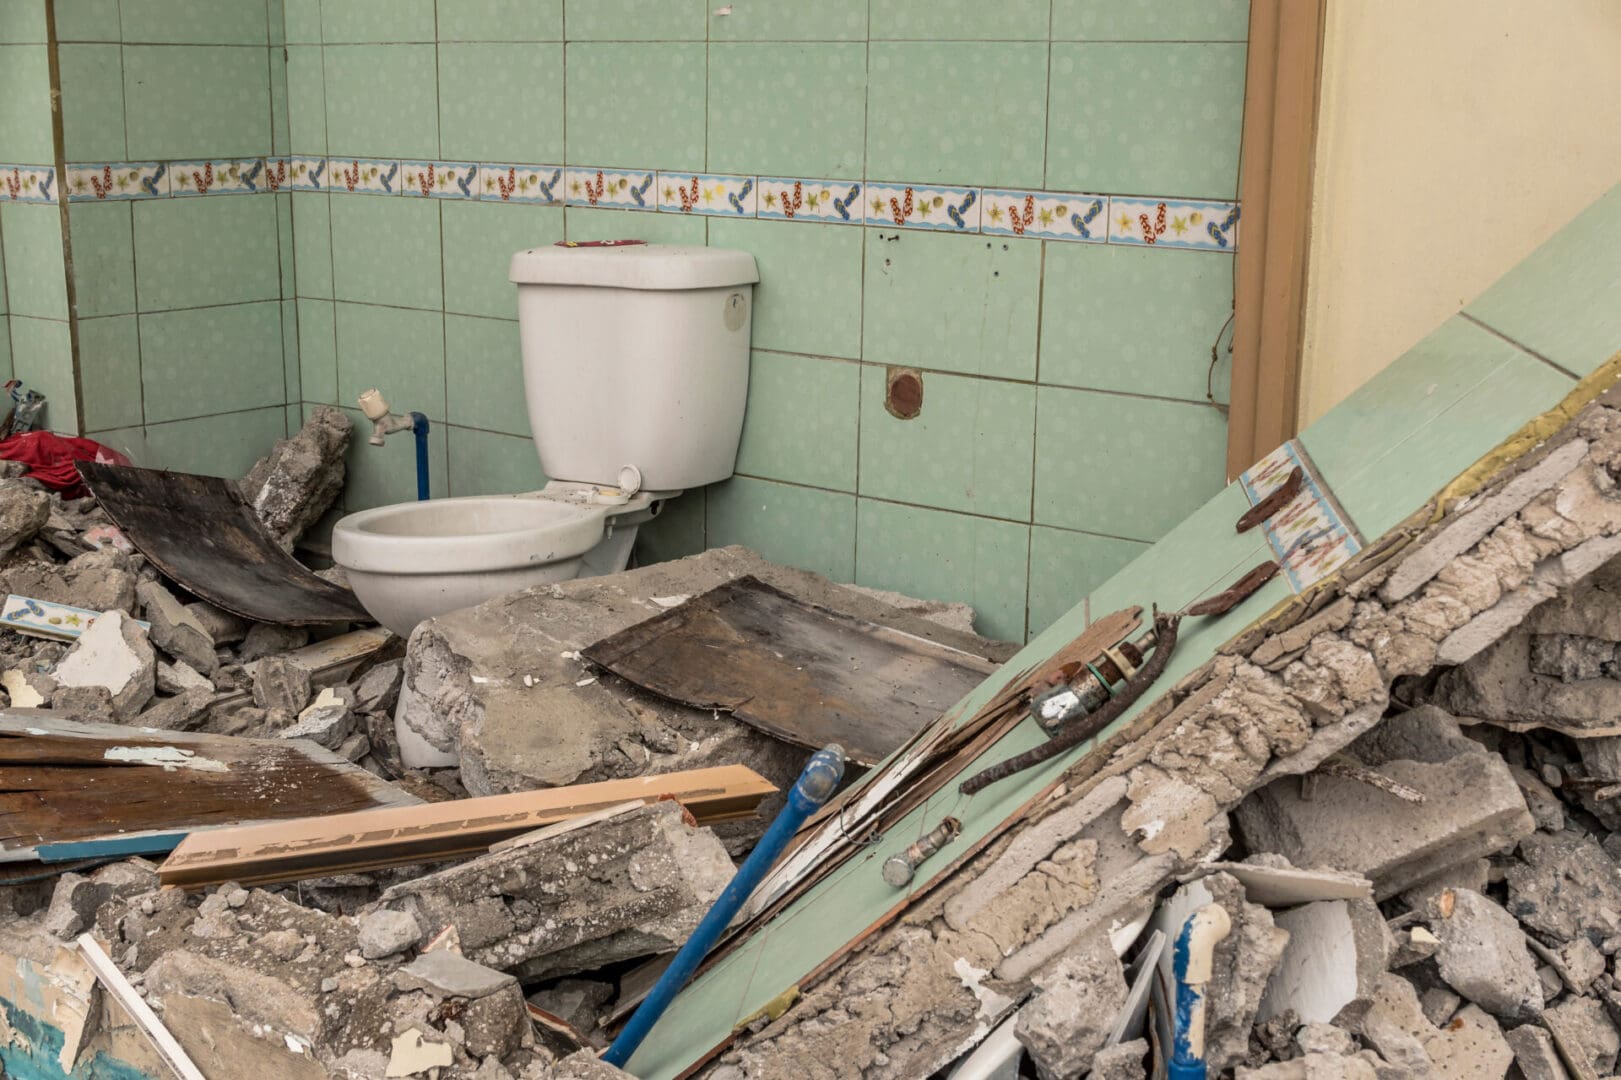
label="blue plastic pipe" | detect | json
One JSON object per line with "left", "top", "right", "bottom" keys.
{"left": 603, "top": 743, "right": 847, "bottom": 1070}
{"left": 1168, "top": 904, "right": 1231, "bottom": 1080}
{"left": 410, "top": 412, "right": 430, "bottom": 501}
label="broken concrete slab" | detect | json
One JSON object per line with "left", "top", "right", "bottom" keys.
{"left": 394, "top": 950, "right": 517, "bottom": 1000}
{"left": 358, "top": 908, "right": 420, "bottom": 960}
{"left": 1505, "top": 1024, "right": 1571, "bottom": 1080}
{"left": 0, "top": 482, "right": 51, "bottom": 560}
{"left": 239, "top": 404, "right": 351, "bottom": 551}
{"left": 1545, "top": 996, "right": 1621, "bottom": 1076}
{"left": 1014, "top": 932, "right": 1126, "bottom": 1080}
{"left": 187, "top": 600, "right": 247, "bottom": 645}
{"left": 280, "top": 686, "right": 354, "bottom": 750}
{"left": 1, "top": 548, "right": 137, "bottom": 616}
{"left": 134, "top": 686, "right": 214, "bottom": 731}
{"left": 1235, "top": 1053, "right": 1380, "bottom": 1080}
{"left": 155, "top": 657, "right": 212, "bottom": 695}
{"left": 1426, "top": 1004, "right": 1513, "bottom": 1080}
{"left": 1192, "top": 858, "right": 1373, "bottom": 908}
{"left": 1430, "top": 628, "right": 1621, "bottom": 737}
{"left": 136, "top": 578, "right": 217, "bottom": 674}
{"left": 1433, "top": 888, "right": 1543, "bottom": 1021}
{"left": 252, "top": 654, "right": 311, "bottom": 713}
{"left": 52, "top": 609, "right": 155, "bottom": 720}
{"left": 1089, "top": 1039, "right": 1148, "bottom": 1080}
{"left": 377, "top": 800, "right": 734, "bottom": 981}
{"left": 238, "top": 622, "right": 310, "bottom": 663}
{"left": 1506, "top": 832, "right": 1621, "bottom": 944}
{"left": 1258, "top": 897, "right": 1387, "bottom": 1025}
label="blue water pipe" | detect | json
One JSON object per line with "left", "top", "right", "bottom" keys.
{"left": 603, "top": 743, "right": 848, "bottom": 1070}
{"left": 410, "top": 412, "right": 430, "bottom": 501}
{"left": 1169, "top": 904, "right": 1232, "bottom": 1080}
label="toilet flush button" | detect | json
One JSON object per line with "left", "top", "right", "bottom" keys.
{"left": 723, "top": 292, "right": 748, "bottom": 331}
{"left": 618, "top": 465, "right": 643, "bottom": 495}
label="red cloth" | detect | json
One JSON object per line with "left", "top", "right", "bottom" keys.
{"left": 0, "top": 432, "right": 131, "bottom": 499}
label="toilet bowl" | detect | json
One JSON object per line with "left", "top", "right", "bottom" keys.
{"left": 332, "top": 482, "right": 663, "bottom": 637}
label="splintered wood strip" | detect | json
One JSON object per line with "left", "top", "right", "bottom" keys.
{"left": 159, "top": 764, "right": 778, "bottom": 889}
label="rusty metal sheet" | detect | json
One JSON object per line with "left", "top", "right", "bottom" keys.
{"left": 77, "top": 462, "right": 369, "bottom": 625}
{"left": 581, "top": 576, "right": 1001, "bottom": 767}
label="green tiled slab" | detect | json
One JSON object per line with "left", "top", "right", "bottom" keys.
{"left": 855, "top": 498, "right": 1028, "bottom": 642}
{"left": 139, "top": 301, "right": 286, "bottom": 423}
{"left": 8, "top": 316, "right": 78, "bottom": 434}
{"left": 446, "top": 425, "right": 545, "bottom": 496}
{"left": 707, "top": 476, "right": 856, "bottom": 582}
{"left": 1034, "top": 386, "right": 1227, "bottom": 542}
{"left": 2, "top": 202, "right": 69, "bottom": 319}
{"left": 1046, "top": 43, "right": 1245, "bottom": 198}
{"left": 57, "top": 44, "right": 127, "bottom": 162}
{"left": 270, "top": 50, "right": 290, "bottom": 155}
{"left": 439, "top": 43, "right": 564, "bottom": 164}
{"left": 707, "top": 44, "right": 866, "bottom": 180}
{"left": 120, "top": 0, "right": 268, "bottom": 44}
{"left": 330, "top": 195, "right": 443, "bottom": 311}
{"left": 1040, "top": 242, "right": 1235, "bottom": 401}
{"left": 144, "top": 406, "right": 289, "bottom": 477}
{"left": 565, "top": 43, "right": 705, "bottom": 172}
{"left": 733, "top": 350, "right": 859, "bottom": 492}
{"left": 437, "top": 0, "right": 562, "bottom": 41}
{"left": 565, "top": 0, "right": 707, "bottom": 41}
{"left": 296, "top": 298, "right": 338, "bottom": 404}
{"left": 321, "top": 0, "right": 434, "bottom": 43}
{"left": 708, "top": 216, "right": 863, "bottom": 360}
{"left": 870, "top": 0, "right": 1051, "bottom": 40}
{"left": 1027, "top": 525, "right": 1145, "bottom": 635}
{"left": 1464, "top": 183, "right": 1621, "bottom": 378}
{"left": 76, "top": 314, "right": 143, "bottom": 431}
{"left": 334, "top": 301, "right": 445, "bottom": 421}
{"left": 282, "top": 0, "right": 320, "bottom": 43}
{"left": 858, "top": 365, "right": 1035, "bottom": 520}
{"left": 634, "top": 490, "right": 705, "bottom": 564}
{"left": 443, "top": 200, "right": 562, "bottom": 320}
{"left": 123, "top": 45, "right": 272, "bottom": 160}
{"left": 68, "top": 203, "right": 136, "bottom": 318}
{"left": 280, "top": 299, "right": 300, "bottom": 402}
{"left": 0, "top": 0, "right": 48, "bottom": 42}
{"left": 292, "top": 193, "right": 332, "bottom": 298}
{"left": 339, "top": 403, "right": 449, "bottom": 506}
{"left": 564, "top": 206, "right": 705, "bottom": 245}
{"left": 708, "top": 0, "right": 866, "bottom": 41}
{"left": 0, "top": 44, "right": 54, "bottom": 164}
{"left": 444, "top": 314, "right": 529, "bottom": 437}
{"left": 1053, "top": 0, "right": 1250, "bottom": 41}
{"left": 324, "top": 44, "right": 439, "bottom": 160}
{"left": 133, "top": 195, "right": 280, "bottom": 311}
{"left": 867, "top": 42, "right": 1048, "bottom": 190}
{"left": 862, "top": 229, "right": 1040, "bottom": 379}
{"left": 286, "top": 45, "right": 328, "bottom": 156}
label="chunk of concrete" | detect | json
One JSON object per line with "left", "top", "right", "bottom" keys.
{"left": 253, "top": 654, "right": 311, "bottom": 713}
{"left": 1235, "top": 1053, "right": 1379, "bottom": 1080}
{"left": 358, "top": 908, "right": 421, "bottom": 960}
{"left": 1506, "top": 832, "right": 1621, "bottom": 944}
{"left": 1545, "top": 997, "right": 1620, "bottom": 1076}
{"left": 1433, "top": 888, "right": 1543, "bottom": 1021}
{"left": 135, "top": 686, "right": 214, "bottom": 731}
{"left": 0, "top": 548, "right": 136, "bottom": 614}
{"left": 1236, "top": 708, "right": 1535, "bottom": 900}
{"left": 137, "top": 579, "right": 217, "bottom": 674}
{"left": 238, "top": 623, "right": 309, "bottom": 663}
{"left": 394, "top": 950, "right": 516, "bottom": 1000}
{"left": 156, "top": 658, "right": 213, "bottom": 695}
{"left": 1504, "top": 1024, "right": 1571, "bottom": 1080}
{"left": 0, "top": 483, "right": 50, "bottom": 559}
{"left": 52, "top": 609, "right": 155, "bottom": 720}
{"left": 1425, "top": 1005, "right": 1513, "bottom": 1080}
{"left": 1430, "top": 628, "right": 1621, "bottom": 737}
{"left": 186, "top": 601, "right": 248, "bottom": 645}
{"left": 1258, "top": 898, "right": 1388, "bottom": 1025}
{"left": 527, "top": 979, "right": 612, "bottom": 1036}
{"left": 50, "top": 684, "right": 115, "bottom": 719}
{"left": 279, "top": 686, "right": 354, "bottom": 750}
{"left": 352, "top": 659, "right": 402, "bottom": 714}
{"left": 1354, "top": 973, "right": 1437, "bottom": 1076}
{"left": 1089, "top": 1039, "right": 1147, "bottom": 1080}
{"left": 378, "top": 800, "right": 735, "bottom": 980}
{"left": 1014, "top": 932, "right": 1127, "bottom": 1080}
{"left": 540, "top": 1050, "right": 637, "bottom": 1079}
{"left": 239, "top": 404, "right": 351, "bottom": 550}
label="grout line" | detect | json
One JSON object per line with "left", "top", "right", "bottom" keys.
{"left": 1455, "top": 311, "right": 1581, "bottom": 381}
{"left": 1040, "top": 0, "right": 1054, "bottom": 189}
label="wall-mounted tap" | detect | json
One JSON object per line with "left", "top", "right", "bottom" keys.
{"left": 358, "top": 389, "right": 431, "bottom": 501}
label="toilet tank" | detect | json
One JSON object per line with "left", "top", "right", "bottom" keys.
{"left": 509, "top": 243, "right": 759, "bottom": 492}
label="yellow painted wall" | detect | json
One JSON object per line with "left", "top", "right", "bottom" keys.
{"left": 1298, "top": 0, "right": 1621, "bottom": 424}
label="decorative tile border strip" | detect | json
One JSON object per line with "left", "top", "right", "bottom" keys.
{"left": 1239, "top": 439, "right": 1363, "bottom": 593}
{"left": 48, "top": 157, "right": 1239, "bottom": 252}
{"left": 0, "top": 165, "right": 57, "bottom": 204}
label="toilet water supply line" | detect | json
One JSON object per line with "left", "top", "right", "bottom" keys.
{"left": 357, "top": 389, "right": 431, "bottom": 501}
{"left": 603, "top": 744, "right": 848, "bottom": 1070}
{"left": 1170, "top": 903, "right": 1233, "bottom": 1080}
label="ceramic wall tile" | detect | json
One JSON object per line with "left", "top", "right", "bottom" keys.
{"left": 67, "top": 202, "right": 136, "bottom": 317}
{"left": 443, "top": 313, "right": 529, "bottom": 436}
{"left": 401, "top": 161, "right": 480, "bottom": 199}
{"left": 709, "top": 215, "right": 864, "bottom": 359}
{"left": 755, "top": 178, "right": 864, "bottom": 225}
{"left": 1046, "top": 43, "right": 1245, "bottom": 198}
{"left": 446, "top": 425, "right": 546, "bottom": 496}
{"left": 328, "top": 157, "right": 402, "bottom": 194}
{"left": 57, "top": 44, "right": 127, "bottom": 162}
{"left": 980, "top": 189, "right": 1107, "bottom": 243}
{"left": 563, "top": 205, "right": 704, "bottom": 245}
{"left": 136, "top": 301, "right": 284, "bottom": 423}
{"left": 866, "top": 42, "right": 1048, "bottom": 190}
{"left": 870, "top": 0, "right": 1051, "bottom": 40}
{"left": 1, "top": 165, "right": 56, "bottom": 203}
{"left": 443, "top": 200, "right": 561, "bottom": 319}
{"left": 268, "top": 40, "right": 290, "bottom": 155}
{"left": 1052, "top": 0, "right": 1250, "bottom": 42}
{"left": 862, "top": 228, "right": 1040, "bottom": 378}
{"left": 75, "top": 314, "right": 143, "bottom": 430}
{"left": 133, "top": 194, "right": 279, "bottom": 310}
{"left": 707, "top": 476, "right": 857, "bottom": 582}
{"left": 1026, "top": 525, "right": 1146, "bottom": 636}
{"left": 7, "top": 316, "right": 77, "bottom": 433}
{"left": 634, "top": 489, "right": 705, "bottom": 564}
{"left": 707, "top": 44, "right": 867, "bottom": 180}
{"left": 120, "top": 0, "right": 268, "bottom": 44}
{"left": 280, "top": 297, "right": 300, "bottom": 402}
{"left": 169, "top": 158, "right": 269, "bottom": 196}
{"left": 144, "top": 406, "right": 290, "bottom": 477}
{"left": 1034, "top": 386, "right": 1227, "bottom": 541}
{"left": 0, "top": 44, "right": 54, "bottom": 163}
{"left": 334, "top": 301, "right": 446, "bottom": 421}
{"left": 340, "top": 403, "right": 449, "bottom": 506}
{"left": 437, "top": 0, "right": 563, "bottom": 42}
{"left": 733, "top": 350, "right": 860, "bottom": 491}
{"left": 1107, "top": 198, "right": 1239, "bottom": 251}
{"left": 564, "top": 43, "right": 706, "bottom": 172}
{"left": 122, "top": 45, "right": 271, "bottom": 160}
{"left": 0, "top": 328, "right": 10, "bottom": 384}
{"left": 1040, "top": 241, "right": 1235, "bottom": 401}
{"left": 0, "top": 1, "right": 49, "bottom": 43}
{"left": 439, "top": 43, "right": 564, "bottom": 165}
{"left": 290, "top": 192, "right": 332, "bottom": 296}
{"left": 322, "top": 0, "right": 435, "bottom": 44}
{"left": 479, "top": 164, "right": 564, "bottom": 204}
{"left": 65, "top": 162, "right": 168, "bottom": 201}
{"left": 855, "top": 498, "right": 1029, "bottom": 642}
{"left": 284, "top": 157, "right": 328, "bottom": 191}
{"left": 857, "top": 365, "right": 1037, "bottom": 520}
{"left": 285, "top": 45, "right": 327, "bottom": 156}
{"left": 296, "top": 297, "right": 338, "bottom": 403}
{"left": 323, "top": 45, "right": 438, "bottom": 160}
{"left": 708, "top": 0, "right": 867, "bottom": 41}
{"left": 562, "top": 167, "right": 656, "bottom": 210}
{"left": 0, "top": 202, "right": 68, "bottom": 318}
{"left": 282, "top": 0, "right": 321, "bottom": 43}
{"left": 564, "top": 0, "right": 708, "bottom": 41}
{"left": 329, "top": 195, "right": 442, "bottom": 310}
{"left": 656, "top": 172, "right": 757, "bottom": 218}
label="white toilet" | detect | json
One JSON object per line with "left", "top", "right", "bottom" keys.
{"left": 330, "top": 243, "right": 759, "bottom": 638}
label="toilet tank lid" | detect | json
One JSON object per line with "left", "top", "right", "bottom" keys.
{"left": 509, "top": 243, "right": 759, "bottom": 290}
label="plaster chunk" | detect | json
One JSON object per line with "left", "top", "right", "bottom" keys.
{"left": 52, "top": 609, "right": 155, "bottom": 719}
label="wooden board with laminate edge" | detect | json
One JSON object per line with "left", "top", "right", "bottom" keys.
{"left": 159, "top": 764, "right": 778, "bottom": 888}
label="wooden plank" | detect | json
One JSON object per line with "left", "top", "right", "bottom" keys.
{"left": 77, "top": 933, "right": 208, "bottom": 1080}
{"left": 583, "top": 576, "right": 1000, "bottom": 767}
{"left": 159, "top": 764, "right": 778, "bottom": 888}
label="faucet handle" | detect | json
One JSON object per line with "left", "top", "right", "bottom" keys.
{"left": 358, "top": 388, "right": 391, "bottom": 422}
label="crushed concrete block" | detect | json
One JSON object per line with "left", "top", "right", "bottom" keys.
{"left": 1529, "top": 633, "right": 1619, "bottom": 681}
{"left": 137, "top": 579, "right": 217, "bottom": 674}
{"left": 540, "top": 1049, "right": 637, "bottom": 1079}
{"left": 1506, "top": 832, "right": 1621, "bottom": 944}
{"left": 353, "top": 659, "right": 402, "bottom": 714}
{"left": 253, "top": 654, "right": 311, "bottom": 713}
{"left": 1430, "top": 628, "right": 1621, "bottom": 736}
{"left": 44, "top": 859, "right": 158, "bottom": 939}
{"left": 337, "top": 731, "right": 369, "bottom": 762}
{"left": 52, "top": 609, "right": 155, "bottom": 719}
{"left": 1235, "top": 1053, "right": 1379, "bottom": 1080}
{"left": 279, "top": 686, "right": 354, "bottom": 750}
{"left": 1509, "top": 765, "right": 1567, "bottom": 832}
{"left": 238, "top": 623, "right": 310, "bottom": 663}
{"left": 156, "top": 658, "right": 213, "bottom": 695}
{"left": 0, "top": 483, "right": 50, "bottom": 559}
{"left": 1389, "top": 924, "right": 1442, "bottom": 968}
{"left": 379, "top": 800, "right": 734, "bottom": 980}
{"left": 1402, "top": 858, "right": 1492, "bottom": 912}
{"left": 1258, "top": 898, "right": 1387, "bottom": 1025}
{"left": 1504, "top": 1024, "right": 1571, "bottom": 1080}
{"left": 358, "top": 908, "right": 421, "bottom": 960}
{"left": 1298, "top": 1023, "right": 1358, "bottom": 1057}
{"left": 1236, "top": 707, "right": 1535, "bottom": 900}
{"left": 394, "top": 950, "right": 517, "bottom": 1000}
{"left": 1425, "top": 1004, "right": 1513, "bottom": 1080}
{"left": 528, "top": 979, "right": 612, "bottom": 1036}
{"left": 1421, "top": 987, "right": 1463, "bottom": 1027}
{"left": 240, "top": 404, "right": 351, "bottom": 550}
{"left": 1434, "top": 888, "right": 1543, "bottom": 1021}
{"left": 135, "top": 687, "right": 214, "bottom": 731}
{"left": 1088, "top": 1039, "right": 1148, "bottom": 1080}
{"left": 1015, "top": 932, "right": 1127, "bottom": 1080}
{"left": 1355, "top": 973, "right": 1437, "bottom": 1076}
{"left": 187, "top": 601, "right": 248, "bottom": 645}
{"left": 1562, "top": 938, "right": 1608, "bottom": 990}
{"left": 1545, "top": 997, "right": 1621, "bottom": 1075}
{"left": 1580, "top": 736, "right": 1621, "bottom": 781}
{"left": 50, "top": 684, "right": 115, "bottom": 719}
